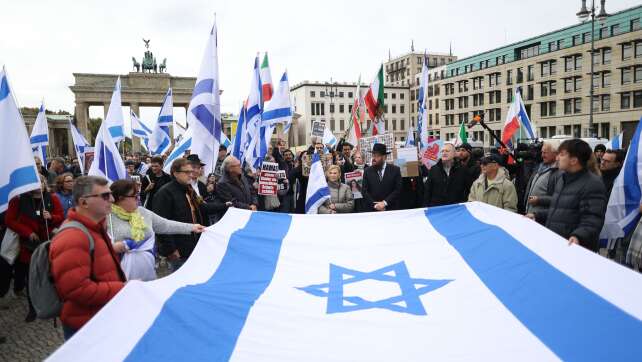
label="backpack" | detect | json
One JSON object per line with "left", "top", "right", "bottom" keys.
{"left": 29, "top": 221, "right": 95, "bottom": 319}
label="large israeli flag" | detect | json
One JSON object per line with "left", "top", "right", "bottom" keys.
{"left": 305, "top": 153, "right": 330, "bottom": 214}
{"left": 47, "top": 202, "right": 642, "bottom": 361}
{"left": 262, "top": 71, "right": 292, "bottom": 127}
{"left": 601, "top": 117, "right": 642, "bottom": 240}
{"left": 148, "top": 88, "right": 173, "bottom": 155}
{"left": 243, "top": 55, "right": 263, "bottom": 169}
{"left": 232, "top": 104, "right": 247, "bottom": 162}
{"left": 130, "top": 109, "right": 151, "bottom": 140}
{"left": 162, "top": 125, "right": 192, "bottom": 175}
{"left": 30, "top": 102, "right": 49, "bottom": 163}
{"left": 0, "top": 67, "right": 40, "bottom": 213}
{"left": 69, "top": 120, "right": 90, "bottom": 173}
{"left": 187, "top": 20, "right": 222, "bottom": 174}
{"left": 88, "top": 121, "right": 126, "bottom": 183}
{"left": 417, "top": 53, "right": 428, "bottom": 148}
{"left": 105, "top": 77, "right": 125, "bottom": 142}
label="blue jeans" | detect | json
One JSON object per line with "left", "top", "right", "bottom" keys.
{"left": 62, "top": 324, "right": 78, "bottom": 341}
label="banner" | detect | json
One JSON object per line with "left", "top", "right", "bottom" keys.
{"left": 358, "top": 133, "right": 394, "bottom": 165}
{"left": 258, "top": 161, "right": 279, "bottom": 196}
{"left": 311, "top": 121, "right": 325, "bottom": 138}
{"left": 48, "top": 203, "right": 642, "bottom": 361}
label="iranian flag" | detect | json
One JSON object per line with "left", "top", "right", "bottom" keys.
{"left": 260, "top": 53, "right": 274, "bottom": 103}
{"left": 364, "top": 65, "right": 385, "bottom": 135}
{"left": 455, "top": 122, "right": 468, "bottom": 146}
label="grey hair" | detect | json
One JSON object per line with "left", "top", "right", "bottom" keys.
{"left": 542, "top": 139, "right": 560, "bottom": 153}
{"left": 221, "top": 155, "right": 239, "bottom": 175}
{"left": 72, "top": 176, "right": 108, "bottom": 204}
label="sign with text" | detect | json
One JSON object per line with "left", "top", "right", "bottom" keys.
{"left": 358, "top": 133, "right": 395, "bottom": 165}
{"left": 311, "top": 121, "right": 326, "bottom": 138}
{"left": 258, "top": 162, "right": 280, "bottom": 196}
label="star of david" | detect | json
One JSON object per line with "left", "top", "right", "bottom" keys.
{"left": 297, "top": 261, "right": 452, "bottom": 315}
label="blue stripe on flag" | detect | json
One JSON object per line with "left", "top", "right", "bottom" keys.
{"left": 30, "top": 134, "right": 48, "bottom": 144}
{"left": 97, "top": 141, "right": 120, "bottom": 181}
{"left": 139, "top": 121, "right": 152, "bottom": 134}
{"left": 0, "top": 166, "right": 39, "bottom": 206}
{"left": 425, "top": 204, "right": 642, "bottom": 361}
{"left": 109, "top": 126, "right": 124, "bottom": 139}
{"left": 262, "top": 107, "right": 292, "bottom": 121}
{"left": 132, "top": 129, "right": 148, "bottom": 137}
{"left": 246, "top": 104, "right": 261, "bottom": 121}
{"left": 191, "top": 104, "right": 215, "bottom": 134}
{"left": 0, "top": 76, "right": 9, "bottom": 102}
{"left": 125, "top": 212, "right": 292, "bottom": 361}
{"left": 191, "top": 79, "right": 214, "bottom": 99}
{"left": 158, "top": 115, "right": 173, "bottom": 124}
{"left": 305, "top": 187, "right": 330, "bottom": 213}
{"left": 623, "top": 120, "right": 641, "bottom": 216}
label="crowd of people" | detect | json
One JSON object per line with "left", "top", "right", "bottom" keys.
{"left": 0, "top": 135, "right": 638, "bottom": 342}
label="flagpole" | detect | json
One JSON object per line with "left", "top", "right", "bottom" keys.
{"left": 39, "top": 189, "right": 51, "bottom": 242}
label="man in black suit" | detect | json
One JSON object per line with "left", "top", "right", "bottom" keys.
{"left": 362, "top": 143, "right": 402, "bottom": 211}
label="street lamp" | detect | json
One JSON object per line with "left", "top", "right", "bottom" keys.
{"left": 577, "top": 0, "right": 608, "bottom": 138}
{"left": 324, "top": 77, "right": 339, "bottom": 130}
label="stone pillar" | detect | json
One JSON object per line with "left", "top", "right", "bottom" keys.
{"left": 66, "top": 122, "right": 74, "bottom": 156}
{"left": 130, "top": 102, "right": 141, "bottom": 152}
{"left": 74, "top": 102, "right": 90, "bottom": 141}
{"left": 103, "top": 102, "right": 111, "bottom": 118}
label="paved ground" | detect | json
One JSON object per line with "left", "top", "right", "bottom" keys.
{"left": 0, "top": 261, "right": 171, "bottom": 361}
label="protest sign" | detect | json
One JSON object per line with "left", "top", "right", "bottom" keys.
{"left": 344, "top": 170, "right": 364, "bottom": 199}
{"left": 394, "top": 147, "right": 420, "bottom": 177}
{"left": 420, "top": 139, "right": 444, "bottom": 170}
{"left": 358, "top": 133, "right": 394, "bottom": 165}
{"left": 311, "top": 121, "right": 325, "bottom": 138}
{"left": 258, "top": 162, "right": 279, "bottom": 196}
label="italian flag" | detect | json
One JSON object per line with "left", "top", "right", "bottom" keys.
{"left": 260, "top": 53, "right": 273, "bottom": 103}
{"left": 455, "top": 122, "right": 468, "bottom": 146}
{"left": 364, "top": 65, "right": 385, "bottom": 130}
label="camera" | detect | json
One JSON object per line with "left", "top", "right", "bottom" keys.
{"left": 515, "top": 141, "right": 542, "bottom": 163}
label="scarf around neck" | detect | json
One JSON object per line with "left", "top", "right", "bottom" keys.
{"left": 111, "top": 204, "right": 146, "bottom": 241}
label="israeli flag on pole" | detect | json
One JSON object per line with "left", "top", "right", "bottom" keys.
{"left": 322, "top": 126, "right": 337, "bottom": 149}
{"left": 130, "top": 109, "right": 151, "bottom": 139}
{"left": 417, "top": 53, "right": 428, "bottom": 148}
{"left": 47, "top": 203, "right": 642, "bottom": 361}
{"left": 186, "top": 20, "right": 222, "bottom": 174}
{"left": 69, "top": 119, "right": 89, "bottom": 173}
{"left": 601, "top": 117, "right": 642, "bottom": 241}
{"left": 105, "top": 77, "right": 125, "bottom": 142}
{"left": 88, "top": 120, "right": 127, "bottom": 183}
{"left": 305, "top": 153, "right": 330, "bottom": 214}
{"left": 148, "top": 88, "right": 173, "bottom": 155}
{"left": 232, "top": 105, "right": 247, "bottom": 161}
{"left": 221, "top": 131, "right": 231, "bottom": 149}
{"left": 244, "top": 55, "right": 263, "bottom": 169}
{"left": 405, "top": 126, "right": 415, "bottom": 147}
{"left": 0, "top": 67, "right": 40, "bottom": 213}
{"left": 162, "top": 125, "right": 193, "bottom": 175}
{"left": 283, "top": 118, "right": 292, "bottom": 135}
{"left": 262, "top": 71, "right": 292, "bottom": 127}
{"left": 606, "top": 132, "right": 623, "bottom": 150}
{"left": 30, "top": 102, "right": 49, "bottom": 164}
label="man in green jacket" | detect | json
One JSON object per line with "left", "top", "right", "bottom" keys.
{"left": 468, "top": 154, "right": 518, "bottom": 212}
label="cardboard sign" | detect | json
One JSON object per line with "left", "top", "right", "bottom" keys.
{"left": 258, "top": 162, "right": 280, "bottom": 196}
{"left": 394, "top": 147, "right": 420, "bottom": 178}
{"left": 276, "top": 170, "right": 287, "bottom": 191}
{"left": 345, "top": 170, "right": 364, "bottom": 199}
{"left": 311, "top": 121, "right": 326, "bottom": 138}
{"left": 358, "top": 133, "right": 395, "bottom": 165}
{"left": 420, "top": 139, "right": 444, "bottom": 170}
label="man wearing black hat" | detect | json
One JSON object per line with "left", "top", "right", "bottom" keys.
{"left": 186, "top": 154, "right": 207, "bottom": 197}
{"left": 362, "top": 143, "right": 402, "bottom": 211}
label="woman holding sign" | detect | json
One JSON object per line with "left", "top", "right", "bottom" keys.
{"left": 319, "top": 165, "right": 354, "bottom": 214}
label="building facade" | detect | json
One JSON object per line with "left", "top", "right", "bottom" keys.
{"left": 426, "top": 5, "right": 642, "bottom": 148}
{"left": 290, "top": 81, "right": 410, "bottom": 146}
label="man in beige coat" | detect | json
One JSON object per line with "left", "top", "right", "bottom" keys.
{"left": 468, "top": 154, "right": 518, "bottom": 212}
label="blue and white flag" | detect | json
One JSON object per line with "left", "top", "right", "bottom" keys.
{"left": 30, "top": 102, "right": 49, "bottom": 164}
{"left": 601, "top": 118, "right": 642, "bottom": 241}
{"left": 0, "top": 67, "right": 40, "bottom": 213}
{"left": 162, "top": 125, "right": 193, "bottom": 175}
{"left": 262, "top": 71, "right": 292, "bottom": 127}
{"left": 88, "top": 120, "right": 126, "bottom": 183}
{"left": 130, "top": 109, "right": 151, "bottom": 140}
{"left": 232, "top": 105, "right": 248, "bottom": 162}
{"left": 221, "top": 131, "right": 231, "bottom": 149}
{"left": 47, "top": 202, "right": 642, "bottom": 361}
{"left": 305, "top": 153, "right": 330, "bottom": 214}
{"left": 244, "top": 55, "right": 264, "bottom": 169}
{"left": 105, "top": 77, "right": 125, "bottom": 142}
{"left": 417, "top": 53, "right": 429, "bottom": 148}
{"left": 69, "top": 120, "right": 90, "bottom": 173}
{"left": 322, "top": 126, "right": 337, "bottom": 149}
{"left": 283, "top": 118, "right": 292, "bottom": 135}
{"left": 405, "top": 127, "right": 415, "bottom": 147}
{"left": 186, "top": 20, "right": 222, "bottom": 174}
{"left": 148, "top": 88, "right": 173, "bottom": 155}
{"left": 606, "top": 132, "right": 623, "bottom": 150}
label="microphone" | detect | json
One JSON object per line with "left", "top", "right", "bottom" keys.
{"left": 467, "top": 113, "right": 484, "bottom": 129}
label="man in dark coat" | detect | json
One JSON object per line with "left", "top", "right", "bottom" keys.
{"left": 600, "top": 149, "right": 625, "bottom": 198}
{"left": 423, "top": 143, "right": 469, "bottom": 207}
{"left": 362, "top": 143, "right": 402, "bottom": 211}
{"left": 456, "top": 143, "right": 481, "bottom": 200}
{"left": 215, "top": 156, "right": 258, "bottom": 217}
{"left": 152, "top": 158, "right": 208, "bottom": 271}
{"left": 531, "top": 139, "right": 607, "bottom": 252}
{"left": 141, "top": 156, "right": 172, "bottom": 209}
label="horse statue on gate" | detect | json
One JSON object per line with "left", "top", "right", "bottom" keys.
{"left": 132, "top": 57, "right": 140, "bottom": 72}
{"left": 142, "top": 51, "right": 155, "bottom": 73}
{"left": 159, "top": 58, "right": 167, "bottom": 73}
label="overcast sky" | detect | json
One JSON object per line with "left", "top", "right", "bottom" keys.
{"left": 2, "top": 0, "right": 640, "bottom": 129}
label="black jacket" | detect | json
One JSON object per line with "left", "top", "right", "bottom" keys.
{"left": 601, "top": 167, "right": 621, "bottom": 199}
{"left": 423, "top": 160, "right": 469, "bottom": 207}
{"left": 152, "top": 180, "right": 208, "bottom": 259}
{"left": 536, "top": 169, "right": 607, "bottom": 251}
{"left": 362, "top": 163, "right": 402, "bottom": 211}
{"left": 141, "top": 171, "right": 172, "bottom": 209}
{"left": 290, "top": 164, "right": 309, "bottom": 214}
{"left": 215, "top": 175, "right": 258, "bottom": 216}
{"left": 461, "top": 157, "right": 481, "bottom": 200}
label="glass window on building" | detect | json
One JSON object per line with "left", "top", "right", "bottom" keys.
{"left": 583, "top": 32, "right": 592, "bottom": 43}
{"left": 622, "top": 68, "right": 632, "bottom": 84}
{"left": 599, "top": 27, "right": 608, "bottom": 39}
{"left": 564, "top": 99, "right": 572, "bottom": 115}
{"left": 573, "top": 125, "right": 582, "bottom": 138}
{"left": 392, "top": 119, "right": 397, "bottom": 131}
{"left": 635, "top": 91, "right": 642, "bottom": 108}
{"left": 564, "top": 125, "right": 572, "bottom": 135}
{"left": 527, "top": 84, "right": 534, "bottom": 100}
{"left": 392, "top": 93, "right": 396, "bottom": 99}
{"left": 549, "top": 101, "right": 556, "bottom": 116}
{"left": 603, "top": 48, "right": 612, "bottom": 64}
{"left": 603, "top": 72, "right": 611, "bottom": 87}
{"left": 565, "top": 57, "right": 573, "bottom": 72}
{"left": 400, "top": 119, "right": 405, "bottom": 130}
{"left": 330, "top": 119, "right": 335, "bottom": 130}
{"left": 339, "top": 119, "right": 345, "bottom": 131}
{"left": 507, "top": 88, "right": 513, "bottom": 103}
{"left": 636, "top": 42, "right": 642, "bottom": 58}
{"left": 310, "top": 91, "right": 316, "bottom": 97}
{"left": 517, "top": 68, "right": 524, "bottom": 83}
{"left": 621, "top": 92, "right": 631, "bottom": 109}
{"left": 611, "top": 24, "right": 620, "bottom": 36}
{"left": 329, "top": 104, "right": 335, "bottom": 113}
{"left": 541, "top": 62, "right": 550, "bottom": 77}
{"left": 572, "top": 34, "right": 581, "bottom": 46}
{"left": 601, "top": 123, "right": 610, "bottom": 139}
{"left": 540, "top": 102, "right": 548, "bottom": 117}
{"left": 528, "top": 65, "right": 534, "bottom": 81}
{"left": 400, "top": 105, "right": 405, "bottom": 114}
{"left": 592, "top": 51, "right": 600, "bottom": 66}
{"left": 574, "top": 55, "right": 582, "bottom": 70}
{"left": 540, "top": 127, "right": 548, "bottom": 138}
{"left": 574, "top": 98, "right": 582, "bottom": 114}
{"left": 507, "top": 70, "right": 513, "bottom": 85}
{"left": 541, "top": 82, "right": 549, "bottom": 97}
{"left": 320, "top": 91, "right": 326, "bottom": 97}
{"left": 348, "top": 92, "right": 353, "bottom": 98}
{"left": 339, "top": 104, "right": 345, "bottom": 113}
{"left": 636, "top": 66, "right": 642, "bottom": 83}
{"left": 592, "top": 73, "right": 600, "bottom": 89}
{"left": 392, "top": 105, "right": 397, "bottom": 114}
{"left": 592, "top": 96, "right": 600, "bottom": 112}
{"left": 631, "top": 18, "right": 641, "bottom": 31}
{"left": 602, "top": 95, "right": 610, "bottom": 112}
{"left": 400, "top": 93, "right": 404, "bottom": 100}
{"left": 623, "top": 43, "right": 633, "bottom": 60}
{"left": 564, "top": 78, "right": 573, "bottom": 93}
{"left": 550, "top": 81, "right": 557, "bottom": 95}
{"left": 574, "top": 76, "right": 583, "bottom": 91}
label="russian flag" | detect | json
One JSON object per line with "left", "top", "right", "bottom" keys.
{"left": 48, "top": 203, "right": 642, "bottom": 361}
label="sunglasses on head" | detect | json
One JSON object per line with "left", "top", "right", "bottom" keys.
{"left": 82, "top": 191, "right": 112, "bottom": 201}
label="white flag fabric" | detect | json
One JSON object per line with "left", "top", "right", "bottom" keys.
{"left": 243, "top": 55, "right": 264, "bottom": 169}
{"left": 148, "top": 88, "right": 173, "bottom": 155}
{"left": 605, "top": 132, "right": 623, "bottom": 150}
{"left": 262, "top": 71, "right": 292, "bottom": 127}
{"left": 322, "top": 126, "right": 337, "bottom": 148}
{"left": 417, "top": 54, "right": 429, "bottom": 148}
{"left": 187, "top": 20, "right": 222, "bottom": 174}
{"left": 130, "top": 109, "right": 151, "bottom": 142}
{"left": 105, "top": 77, "right": 125, "bottom": 142}
{"left": 88, "top": 121, "right": 126, "bottom": 183}
{"left": 305, "top": 153, "right": 330, "bottom": 214}
{"left": 47, "top": 202, "right": 642, "bottom": 361}
{"left": 0, "top": 67, "right": 40, "bottom": 213}
{"left": 30, "top": 102, "right": 49, "bottom": 162}
{"left": 69, "top": 120, "right": 90, "bottom": 173}
{"left": 162, "top": 125, "right": 192, "bottom": 175}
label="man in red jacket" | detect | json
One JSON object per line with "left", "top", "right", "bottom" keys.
{"left": 50, "top": 176, "right": 126, "bottom": 340}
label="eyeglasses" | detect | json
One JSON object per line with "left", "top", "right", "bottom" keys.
{"left": 175, "top": 169, "right": 193, "bottom": 174}
{"left": 81, "top": 192, "right": 112, "bottom": 201}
